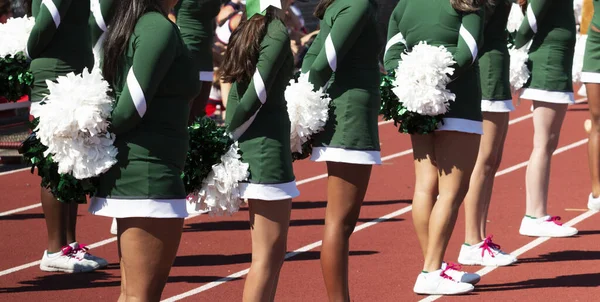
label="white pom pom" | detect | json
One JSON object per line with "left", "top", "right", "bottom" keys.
{"left": 32, "top": 68, "right": 118, "bottom": 179}
{"left": 391, "top": 41, "right": 456, "bottom": 116}
{"left": 0, "top": 17, "right": 35, "bottom": 56}
{"left": 285, "top": 73, "right": 331, "bottom": 153}
{"left": 506, "top": 3, "right": 524, "bottom": 33}
{"left": 509, "top": 46, "right": 530, "bottom": 91}
{"left": 573, "top": 34, "right": 587, "bottom": 84}
{"left": 190, "top": 142, "right": 250, "bottom": 216}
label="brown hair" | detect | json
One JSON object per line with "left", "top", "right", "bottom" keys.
{"left": 314, "top": 0, "right": 335, "bottom": 19}
{"left": 450, "top": 0, "right": 486, "bottom": 12}
{"left": 220, "top": 8, "right": 277, "bottom": 84}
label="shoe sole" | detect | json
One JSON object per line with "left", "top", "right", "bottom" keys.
{"left": 40, "top": 264, "right": 99, "bottom": 273}
{"left": 414, "top": 286, "right": 474, "bottom": 295}
{"left": 458, "top": 258, "right": 517, "bottom": 267}
{"left": 519, "top": 230, "right": 578, "bottom": 237}
{"left": 587, "top": 202, "right": 600, "bottom": 211}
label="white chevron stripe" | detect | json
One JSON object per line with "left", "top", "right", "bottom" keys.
{"left": 126, "top": 68, "right": 147, "bottom": 118}
{"left": 253, "top": 70, "right": 267, "bottom": 104}
{"left": 459, "top": 24, "right": 477, "bottom": 62}
{"left": 325, "top": 34, "right": 337, "bottom": 72}
{"left": 384, "top": 32, "right": 407, "bottom": 59}
{"left": 91, "top": 0, "right": 107, "bottom": 32}
{"left": 526, "top": 4, "right": 538, "bottom": 33}
{"left": 42, "top": 0, "right": 61, "bottom": 28}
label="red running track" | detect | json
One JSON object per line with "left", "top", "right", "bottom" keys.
{"left": 0, "top": 97, "right": 598, "bottom": 302}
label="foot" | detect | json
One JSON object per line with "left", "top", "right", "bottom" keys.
{"left": 519, "top": 215, "right": 578, "bottom": 237}
{"left": 413, "top": 269, "right": 474, "bottom": 295}
{"left": 441, "top": 262, "right": 481, "bottom": 285}
{"left": 588, "top": 193, "right": 600, "bottom": 211}
{"left": 110, "top": 218, "right": 117, "bottom": 235}
{"left": 69, "top": 242, "right": 109, "bottom": 269}
{"left": 39, "top": 246, "right": 100, "bottom": 273}
{"left": 458, "top": 236, "right": 517, "bottom": 266}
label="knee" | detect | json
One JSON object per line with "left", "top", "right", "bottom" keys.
{"left": 252, "top": 237, "right": 288, "bottom": 270}
{"left": 414, "top": 175, "right": 439, "bottom": 199}
{"left": 591, "top": 116, "right": 600, "bottom": 133}
{"left": 534, "top": 134, "right": 560, "bottom": 154}
{"left": 481, "top": 151, "right": 503, "bottom": 175}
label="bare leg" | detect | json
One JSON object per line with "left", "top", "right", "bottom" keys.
{"left": 587, "top": 83, "right": 600, "bottom": 198}
{"left": 463, "top": 112, "right": 509, "bottom": 244}
{"left": 423, "top": 131, "right": 480, "bottom": 272}
{"left": 243, "top": 199, "right": 292, "bottom": 302}
{"left": 66, "top": 202, "right": 78, "bottom": 244}
{"left": 525, "top": 101, "right": 568, "bottom": 217}
{"left": 321, "top": 162, "right": 372, "bottom": 302}
{"left": 40, "top": 187, "right": 67, "bottom": 253}
{"left": 117, "top": 217, "right": 184, "bottom": 302}
{"left": 410, "top": 134, "right": 439, "bottom": 258}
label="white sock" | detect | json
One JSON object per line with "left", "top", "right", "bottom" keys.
{"left": 47, "top": 250, "right": 62, "bottom": 258}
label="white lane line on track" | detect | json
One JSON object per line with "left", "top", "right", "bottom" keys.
{"left": 161, "top": 138, "right": 589, "bottom": 301}
{"left": 419, "top": 138, "right": 592, "bottom": 302}
{"left": 0, "top": 167, "right": 29, "bottom": 176}
{"left": 0, "top": 98, "right": 587, "bottom": 217}
{"left": 0, "top": 100, "right": 588, "bottom": 279}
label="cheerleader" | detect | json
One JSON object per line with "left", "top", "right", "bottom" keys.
{"left": 581, "top": 0, "right": 600, "bottom": 211}
{"left": 384, "top": 0, "right": 485, "bottom": 295}
{"left": 301, "top": 0, "right": 381, "bottom": 300}
{"left": 514, "top": 0, "right": 579, "bottom": 237}
{"left": 220, "top": 1, "right": 299, "bottom": 300}
{"left": 174, "top": 0, "right": 221, "bottom": 122}
{"left": 27, "top": 0, "right": 107, "bottom": 273}
{"left": 459, "top": 0, "right": 517, "bottom": 267}
{"left": 88, "top": 0, "right": 199, "bottom": 299}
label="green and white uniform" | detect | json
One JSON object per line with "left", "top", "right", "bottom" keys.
{"left": 480, "top": 1, "right": 513, "bottom": 112}
{"left": 515, "top": 0, "right": 576, "bottom": 103}
{"left": 225, "top": 19, "right": 299, "bottom": 200}
{"left": 174, "top": 0, "right": 221, "bottom": 82}
{"left": 88, "top": 0, "right": 114, "bottom": 70}
{"left": 384, "top": 0, "right": 484, "bottom": 134}
{"left": 301, "top": 0, "right": 382, "bottom": 165}
{"left": 582, "top": 0, "right": 600, "bottom": 83}
{"left": 27, "top": 0, "right": 93, "bottom": 105}
{"left": 89, "top": 12, "right": 200, "bottom": 218}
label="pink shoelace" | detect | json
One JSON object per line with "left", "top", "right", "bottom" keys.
{"left": 440, "top": 262, "right": 461, "bottom": 281}
{"left": 60, "top": 244, "right": 90, "bottom": 260}
{"left": 480, "top": 235, "right": 502, "bottom": 258}
{"left": 546, "top": 216, "right": 563, "bottom": 226}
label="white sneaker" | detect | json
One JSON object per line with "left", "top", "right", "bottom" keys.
{"left": 519, "top": 215, "right": 578, "bottom": 237}
{"left": 458, "top": 236, "right": 517, "bottom": 266}
{"left": 413, "top": 269, "right": 474, "bottom": 295}
{"left": 69, "top": 242, "right": 109, "bottom": 268}
{"left": 39, "top": 246, "right": 100, "bottom": 273}
{"left": 588, "top": 193, "right": 600, "bottom": 211}
{"left": 441, "top": 262, "right": 481, "bottom": 285}
{"left": 110, "top": 218, "right": 117, "bottom": 235}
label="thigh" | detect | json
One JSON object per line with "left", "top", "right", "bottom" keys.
{"left": 434, "top": 131, "right": 481, "bottom": 194}
{"left": 248, "top": 199, "right": 292, "bottom": 253}
{"left": 586, "top": 83, "right": 600, "bottom": 120}
{"left": 410, "top": 134, "right": 439, "bottom": 194}
{"left": 118, "top": 217, "right": 184, "bottom": 297}
{"left": 532, "top": 101, "right": 568, "bottom": 147}
{"left": 325, "top": 162, "right": 372, "bottom": 222}
{"left": 481, "top": 112, "right": 510, "bottom": 159}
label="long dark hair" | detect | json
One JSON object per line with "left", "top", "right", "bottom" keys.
{"left": 220, "top": 8, "right": 277, "bottom": 84}
{"left": 102, "top": 0, "right": 167, "bottom": 85}
{"left": 314, "top": 0, "right": 335, "bottom": 19}
{"left": 450, "top": 0, "right": 486, "bottom": 12}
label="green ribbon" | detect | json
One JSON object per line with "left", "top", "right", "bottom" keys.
{"left": 246, "top": 0, "right": 282, "bottom": 19}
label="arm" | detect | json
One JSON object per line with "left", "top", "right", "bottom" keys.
{"left": 110, "top": 20, "right": 177, "bottom": 135}
{"left": 227, "top": 28, "right": 289, "bottom": 140}
{"left": 26, "top": 0, "right": 73, "bottom": 59}
{"left": 383, "top": 2, "right": 407, "bottom": 72}
{"left": 303, "top": 1, "right": 372, "bottom": 89}
{"left": 300, "top": 27, "right": 324, "bottom": 74}
{"left": 451, "top": 9, "right": 485, "bottom": 79}
{"left": 514, "top": 0, "right": 551, "bottom": 48}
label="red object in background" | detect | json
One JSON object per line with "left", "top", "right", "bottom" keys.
{"left": 205, "top": 99, "right": 224, "bottom": 117}
{"left": 0, "top": 95, "right": 30, "bottom": 119}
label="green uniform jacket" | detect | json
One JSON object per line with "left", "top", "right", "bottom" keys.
{"left": 175, "top": 0, "right": 220, "bottom": 76}
{"left": 225, "top": 19, "right": 295, "bottom": 184}
{"left": 27, "top": 0, "right": 93, "bottom": 102}
{"left": 88, "top": 0, "right": 114, "bottom": 67}
{"left": 515, "top": 0, "right": 576, "bottom": 93}
{"left": 384, "top": 0, "right": 484, "bottom": 124}
{"left": 582, "top": 0, "right": 600, "bottom": 75}
{"left": 96, "top": 12, "right": 200, "bottom": 200}
{"left": 301, "top": 0, "right": 381, "bottom": 152}
{"left": 479, "top": 1, "right": 512, "bottom": 101}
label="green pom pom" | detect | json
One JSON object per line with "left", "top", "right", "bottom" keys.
{"left": 379, "top": 70, "right": 444, "bottom": 135}
{"left": 18, "top": 118, "right": 93, "bottom": 203}
{"left": 0, "top": 52, "right": 34, "bottom": 102}
{"left": 182, "top": 116, "right": 236, "bottom": 195}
